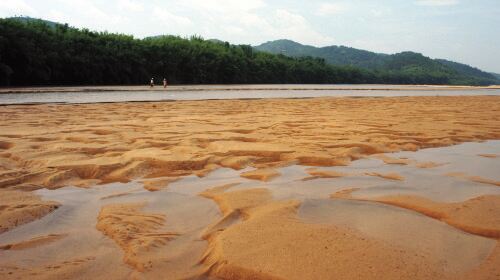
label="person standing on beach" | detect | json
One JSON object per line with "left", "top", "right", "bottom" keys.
{"left": 150, "top": 78, "right": 154, "bottom": 88}
{"left": 163, "top": 78, "right": 168, "bottom": 88}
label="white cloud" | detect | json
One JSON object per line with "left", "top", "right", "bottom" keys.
{"left": 316, "top": 2, "right": 347, "bottom": 16}
{"left": 369, "top": 7, "right": 392, "bottom": 17}
{"left": 268, "top": 9, "right": 334, "bottom": 46}
{"left": 45, "top": 0, "right": 123, "bottom": 34}
{"left": 118, "top": 0, "right": 144, "bottom": 13}
{"left": 182, "top": 0, "right": 266, "bottom": 14}
{"left": 153, "top": 8, "right": 193, "bottom": 28}
{"left": 0, "top": 0, "right": 37, "bottom": 17}
{"left": 415, "top": 0, "right": 459, "bottom": 6}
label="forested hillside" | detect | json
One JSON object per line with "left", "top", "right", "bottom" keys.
{"left": 255, "top": 39, "right": 388, "bottom": 69}
{"left": 0, "top": 18, "right": 497, "bottom": 86}
{"left": 255, "top": 39, "right": 499, "bottom": 85}
{"left": 0, "top": 18, "right": 375, "bottom": 86}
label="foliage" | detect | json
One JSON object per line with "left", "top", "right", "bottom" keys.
{"left": 0, "top": 18, "right": 380, "bottom": 86}
{"left": 255, "top": 40, "right": 499, "bottom": 86}
{"left": 0, "top": 18, "right": 497, "bottom": 86}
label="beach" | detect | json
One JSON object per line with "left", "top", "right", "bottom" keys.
{"left": 0, "top": 94, "right": 499, "bottom": 279}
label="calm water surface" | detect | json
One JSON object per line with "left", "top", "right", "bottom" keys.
{"left": 1, "top": 84, "right": 499, "bottom": 105}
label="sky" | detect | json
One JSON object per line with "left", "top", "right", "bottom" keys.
{"left": 1, "top": 0, "right": 499, "bottom": 72}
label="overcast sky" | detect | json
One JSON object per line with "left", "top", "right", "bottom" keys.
{"left": 1, "top": 0, "right": 499, "bottom": 72}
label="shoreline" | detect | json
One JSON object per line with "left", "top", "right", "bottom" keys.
{"left": 1, "top": 84, "right": 500, "bottom": 94}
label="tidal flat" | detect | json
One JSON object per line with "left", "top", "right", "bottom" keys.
{"left": 0, "top": 95, "right": 499, "bottom": 279}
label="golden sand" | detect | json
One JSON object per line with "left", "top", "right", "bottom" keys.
{"left": 0, "top": 190, "right": 59, "bottom": 234}
{"left": 0, "top": 96, "right": 498, "bottom": 196}
{"left": 96, "top": 203, "right": 178, "bottom": 272}
{"left": 1, "top": 96, "right": 500, "bottom": 279}
{"left": 201, "top": 188, "right": 449, "bottom": 279}
{"left": 240, "top": 168, "right": 280, "bottom": 181}
{"left": 446, "top": 172, "right": 500, "bottom": 187}
{"left": 331, "top": 190, "right": 500, "bottom": 238}
{"left": 329, "top": 190, "right": 500, "bottom": 279}
{"left": 365, "top": 172, "right": 405, "bottom": 181}
{"left": 0, "top": 234, "right": 67, "bottom": 251}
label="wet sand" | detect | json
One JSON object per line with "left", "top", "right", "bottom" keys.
{"left": 0, "top": 95, "right": 499, "bottom": 279}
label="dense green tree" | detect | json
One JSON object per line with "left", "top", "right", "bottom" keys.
{"left": 0, "top": 18, "right": 497, "bottom": 86}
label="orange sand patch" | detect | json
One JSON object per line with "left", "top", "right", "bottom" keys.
{"left": 331, "top": 189, "right": 500, "bottom": 280}
{"left": 374, "top": 154, "right": 412, "bottom": 165}
{"left": 446, "top": 172, "right": 500, "bottom": 187}
{"left": 142, "top": 177, "right": 179, "bottom": 192}
{"left": 200, "top": 188, "right": 455, "bottom": 279}
{"left": 96, "top": 203, "right": 178, "bottom": 272}
{"left": 365, "top": 172, "right": 405, "bottom": 181}
{"left": 0, "top": 256, "right": 98, "bottom": 280}
{"left": 219, "top": 156, "right": 255, "bottom": 170}
{"left": 200, "top": 186, "right": 271, "bottom": 219}
{"left": 458, "top": 243, "right": 500, "bottom": 280}
{"left": 307, "top": 168, "right": 346, "bottom": 178}
{"left": 331, "top": 187, "right": 361, "bottom": 199}
{"left": 240, "top": 168, "right": 280, "bottom": 182}
{"left": 0, "top": 234, "right": 67, "bottom": 251}
{"left": 302, "top": 168, "right": 347, "bottom": 181}
{"left": 478, "top": 154, "right": 498, "bottom": 158}
{"left": 0, "top": 190, "right": 60, "bottom": 234}
{"left": 415, "top": 161, "right": 447, "bottom": 168}
{"left": 331, "top": 190, "right": 500, "bottom": 239}
{"left": 0, "top": 96, "right": 498, "bottom": 193}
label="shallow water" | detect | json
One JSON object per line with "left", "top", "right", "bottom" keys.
{"left": 299, "top": 199, "right": 495, "bottom": 274}
{"left": 1, "top": 84, "right": 499, "bottom": 104}
{"left": 0, "top": 141, "right": 499, "bottom": 278}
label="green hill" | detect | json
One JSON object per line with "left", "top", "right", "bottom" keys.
{"left": 8, "top": 16, "right": 59, "bottom": 28}
{"left": 255, "top": 39, "right": 387, "bottom": 69}
{"left": 0, "top": 18, "right": 375, "bottom": 86}
{"left": 489, "top": 72, "right": 500, "bottom": 81}
{"left": 255, "top": 40, "right": 498, "bottom": 85}
{"left": 0, "top": 18, "right": 498, "bottom": 86}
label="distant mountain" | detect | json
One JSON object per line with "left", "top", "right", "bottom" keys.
{"left": 207, "top": 39, "right": 226, "bottom": 44}
{"left": 490, "top": 72, "right": 500, "bottom": 81}
{"left": 8, "top": 16, "right": 59, "bottom": 28}
{"left": 255, "top": 39, "right": 499, "bottom": 85}
{"left": 255, "top": 39, "right": 388, "bottom": 69}
{"left": 436, "top": 59, "right": 497, "bottom": 80}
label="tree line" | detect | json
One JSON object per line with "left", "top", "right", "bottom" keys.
{"left": 0, "top": 18, "right": 496, "bottom": 86}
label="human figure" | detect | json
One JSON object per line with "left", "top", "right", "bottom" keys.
{"left": 150, "top": 78, "right": 154, "bottom": 88}
{"left": 163, "top": 78, "right": 168, "bottom": 88}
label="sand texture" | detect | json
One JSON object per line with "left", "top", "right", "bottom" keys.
{"left": 96, "top": 203, "right": 178, "bottom": 272}
{"left": 0, "top": 96, "right": 498, "bottom": 196}
{"left": 201, "top": 188, "right": 452, "bottom": 280}
{"left": 331, "top": 190, "right": 500, "bottom": 238}
{"left": 0, "top": 190, "right": 60, "bottom": 234}
{"left": 1, "top": 95, "right": 500, "bottom": 279}
{"left": 329, "top": 190, "right": 500, "bottom": 279}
